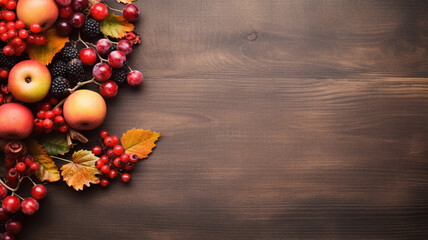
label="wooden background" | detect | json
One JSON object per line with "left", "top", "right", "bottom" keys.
{"left": 20, "top": 0, "right": 428, "bottom": 239}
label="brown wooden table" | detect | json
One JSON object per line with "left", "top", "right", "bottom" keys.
{"left": 20, "top": 0, "right": 428, "bottom": 239}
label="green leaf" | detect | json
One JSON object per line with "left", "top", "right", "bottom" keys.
{"left": 38, "top": 133, "right": 70, "bottom": 156}
{"left": 100, "top": 13, "right": 134, "bottom": 39}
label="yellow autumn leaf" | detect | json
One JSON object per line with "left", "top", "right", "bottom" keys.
{"left": 121, "top": 128, "right": 161, "bottom": 159}
{"left": 26, "top": 28, "right": 69, "bottom": 65}
{"left": 116, "top": 0, "right": 136, "bottom": 3}
{"left": 89, "top": 0, "right": 103, "bottom": 7}
{"left": 100, "top": 13, "right": 134, "bottom": 39}
{"left": 26, "top": 139, "right": 60, "bottom": 182}
{"left": 60, "top": 150, "right": 100, "bottom": 191}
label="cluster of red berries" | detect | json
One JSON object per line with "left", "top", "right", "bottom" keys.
{"left": 93, "top": 130, "right": 139, "bottom": 187}
{"left": 0, "top": 182, "right": 46, "bottom": 239}
{"left": 5, "top": 155, "right": 39, "bottom": 187}
{"left": 0, "top": 0, "right": 47, "bottom": 57}
{"left": 34, "top": 100, "right": 69, "bottom": 134}
{"left": 0, "top": 84, "right": 12, "bottom": 105}
{"left": 55, "top": 0, "right": 92, "bottom": 36}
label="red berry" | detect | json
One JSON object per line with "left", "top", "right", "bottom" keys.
{"left": 30, "top": 162, "right": 39, "bottom": 171}
{"left": 112, "top": 145, "right": 124, "bottom": 155}
{"left": 0, "top": 208, "right": 10, "bottom": 221}
{"left": 129, "top": 153, "right": 139, "bottom": 163}
{"left": 45, "top": 110, "right": 54, "bottom": 119}
{"left": 96, "top": 38, "right": 111, "bottom": 56}
{"left": 92, "top": 146, "right": 102, "bottom": 155}
{"left": 26, "top": 34, "right": 36, "bottom": 44}
{"left": 121, "top": 173, "right": 131, "bottom": 183}
{"left": 113, "top": 158, "right": 123, "bottom": 168}
{"left": 111, "top": 135, "right": 119, "bottom": 145}
{"left": 90, "top": 3, "right": 108, "bottom": 20}
{"left": 104, "top": 136, "right": 114, "bottom": 147}
{"left": 53, "top": 107, "right": 62, "bottom": 115}
{"left": 15, "top": 162, "right": 25, "bottom": 172}
{"left": 24, "top": 155, "right": 34, "bottom": 165}
{"left": 108, "top": 169, "right": 117, "bottom": 179}
{"left": 127, "top": 70, "right": 143, "bottom": 87}
{"left": 7, "top": 168, "right": 17, "bottom": 179}
{"left": 108, "top": 50, "right": 126, "bottom": 68}
{"left": 120, "top": 154, "right": 129, "bottom": 163}
{"left": 100, "top": 178, "right": 109, "bottom": 187}
{"left": 15, "top": 20, "right": 24, "bottom": 29}
{"left": 100, "top": 80, "right": 118, "bottom": 98}
{"left": 54, "top": 115, "right": 64, "bottom": 124}
{"left": 2, "top": 196, "right": 20, "bottom": 213}
{"left": 56, "top": 19, "right": 72, "bottom": 36}
{"left": 30, "top": 23, "right": 41, "bottom": 33}
{"left": 92, "top": 62, "right": 111, "bottom": 81}
{"left": 3, "top": 11, "right": 15, "bottom": 21}
{"left": 106, "top": 149, "right": 114, "bottom": 158}
{"left": 2, "top": 232, "right": 15, "bottom": 240}
{"left": 37, "top": 110, "right": 45, "bottom": 119}
{"left": 100, "top": 164, "right": 110, "bottom": 174}
{"left": 43, "top": 119, "right": 53, "bottom": 128}
{"left": 71, "top": 0, "right": 88, "bottom": 12}
{"left": 99, "top": 155, "right": 109, "bottom": 164}
{"left": 31, "top": 185, "right": 47, "bottom": 200}
{"left": 5, "top": 219, "right": 21, "bottom": 235}
{"left": 3, "top": 45, "right": 14, "bottom": 56}
{"left": 70, "top": 12, "right": 86, "bottom": 28}
{"left": 5, "top": 0, "right": 16, "bottom": 10}
{"left": 21, "top": 197, "right": 39, "bottom": 215}
{"left": 18, "top": 29, "right": 28, "bottom": 38}
{"left": 0, "top": 185, "right": 8, "bottom": 199}
{"left": 124, "top": 162, "right": 134, "bottom": 171}
{"left": 100, "top": 130, "right": 108, "bottom": 138}
{"left": 35, "top": 35, "right": 47, "bottom": 45}
{"left": 117, "top": 39, "right": 133, "bottom": 56}
{"left": 95, "top": 160, "right": 104, "bottom": 169}
{"left": 55, "top": 0, "right": 72, "bottom": 7}
{"left": 59, "top": 6, "right": 73, "bottom": 19}
{"left": 6, "top": 21, "right": 15, "bottom": 30}
{"left": 41, "top": 102, "right": 51, "bottom": 111}
{"left": 79, "top": 48, "right": 96, "bottom": 65}
{"left": 123, "top": 4, "right": 140, "bottom": 22}
{"left": 58, "top": 124, "right": 69, "bottom": 133}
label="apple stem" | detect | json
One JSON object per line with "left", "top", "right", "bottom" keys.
{"left": 51, "top": 155, "right": 73, "bottom": 163}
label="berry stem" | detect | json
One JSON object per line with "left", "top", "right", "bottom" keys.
{"left": 107, "top": 5, "right": 122, "bottom": 13}
{"left": 76, "top": 32, "right": 90, "bottom": 48}
{"left": 67, "top": 78, "right": 98, "bottom": 93}
{"left": 27, "top": 176, "right": 37, "bottom": 187}
{"left": 50, "top": 155, "right": 73, "bottom": 163}
{"left": 11, "top": 192, "right": 24, "bottom": 201}
{"left": 127, "top": 65, "right": 133, "bottom": 72}
{"left": 54, "top": 98, "right": 66, "bottom": 109}
{"left": 0, "top": 176, "right": 25, "bottom": 193}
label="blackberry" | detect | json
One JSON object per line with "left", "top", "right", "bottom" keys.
{"left": 66, "top": 58, "right": 85, "bottom": 83}
{"left": 111, "top": 65, "right": 130, "bottom": 84}
{"left": 82, "top": 18, "right": 100, "bottom": 40}
{"left": 50, "top": 76, "right": 71, "bottom": 97}
{"left": 49, "top": 60, "right": 67, "bottom": 78}
{"left": 60, "top": 42, "right": 78, "bottom": 62}
{"left": 0, "top": 51, "right": 27, "bottom": 70}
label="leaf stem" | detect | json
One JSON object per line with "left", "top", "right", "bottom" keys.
{"left": 51, "top": 155, "right": 73, "bottom": 163}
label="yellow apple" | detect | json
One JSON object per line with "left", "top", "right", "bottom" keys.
{"left": 0, "top": 103, "right": 34, "bottom": 140}
{"left": 63, "top": 90, "right": 107, "bottom": 130}
{"left": 16, "top": 0, "right": 59, "bottom": 32}
{"left": 8, "top": 60, "right": 51, "bottom": 103}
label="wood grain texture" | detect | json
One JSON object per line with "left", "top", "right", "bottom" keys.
{"left": 19, "top": 0, "right": 428, "bottom": 239}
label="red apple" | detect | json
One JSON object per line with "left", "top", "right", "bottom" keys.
{"left": 63, "top": 90, "right": 107, "bottom": 130}
{"left": 16, "top": 0, "right": 59, "bottom": 32}
{"left": 0, "top": 103, "right": 34, "bottom": 140}
{"left": 9, "top": 60, "right": 51, "bottom": 103}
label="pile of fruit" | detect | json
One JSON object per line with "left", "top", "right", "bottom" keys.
{"left": 0, "top": 0, "right": 161, "bottom": 239}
